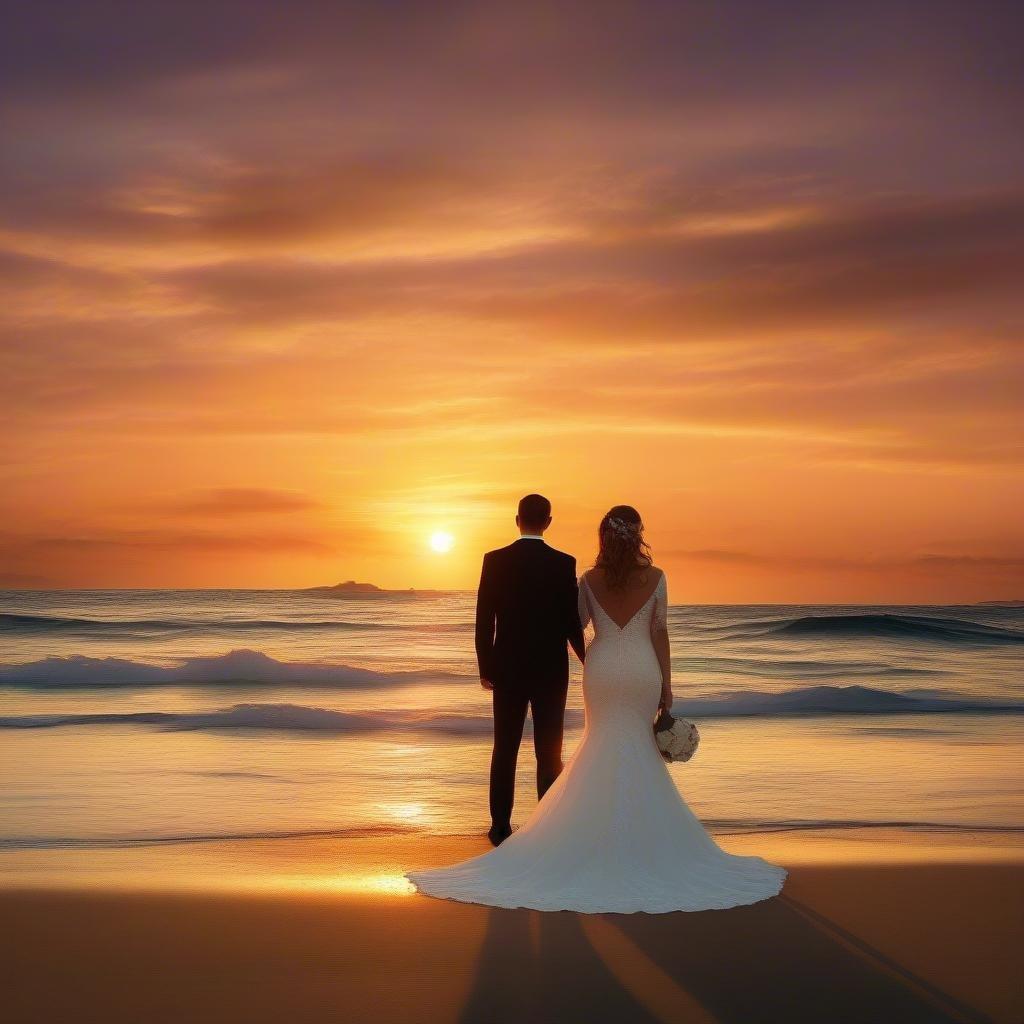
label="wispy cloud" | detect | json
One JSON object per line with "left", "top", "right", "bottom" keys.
{"left": 151, "top": 488, "right": 321, "bottom": 517}
{"left": 670, "top": 549, "right": 1024, "bottom": 576}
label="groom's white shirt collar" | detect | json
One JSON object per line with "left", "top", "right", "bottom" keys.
{"left": 519, "top": 534, "right": 545, "bottom": 541}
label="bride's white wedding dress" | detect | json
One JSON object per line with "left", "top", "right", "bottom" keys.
{"left": 407, "top": 572, "right": 786, "bottom": 913}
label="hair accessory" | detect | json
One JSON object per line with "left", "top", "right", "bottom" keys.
{"left": 605, "top": 516, "right": 639, "bottom": 538}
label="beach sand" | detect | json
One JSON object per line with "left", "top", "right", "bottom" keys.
{"left": 2, "top": 835, "right": 1020, "bottom": 1024}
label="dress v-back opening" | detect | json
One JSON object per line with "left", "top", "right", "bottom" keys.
{"left": 581, "top": 569, "right": 664, "bottom": 631}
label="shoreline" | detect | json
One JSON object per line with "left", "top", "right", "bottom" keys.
{"left": 2, "top": 827, "right": 1021, "bottom": 894}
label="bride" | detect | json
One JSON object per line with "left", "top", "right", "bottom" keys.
{"left": 407, "top": 505, "right": 786, "bottom": 913}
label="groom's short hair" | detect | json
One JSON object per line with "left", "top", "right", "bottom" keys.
{"left": 518, "top": 493, "right": 551, "bottom": 529}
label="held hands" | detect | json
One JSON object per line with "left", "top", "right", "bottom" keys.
{"left": 480, "top": 677, "right": 494, "bottom": 691}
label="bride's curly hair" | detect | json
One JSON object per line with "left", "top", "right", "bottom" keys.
{"left": 595, "top": 505, "right": 653, "bottom": 591}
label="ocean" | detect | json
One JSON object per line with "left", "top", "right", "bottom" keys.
{"left": 1, "top": 589, "right": 1022, "bottom": 856}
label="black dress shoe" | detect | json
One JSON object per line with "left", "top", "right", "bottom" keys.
{"left": 487, "top": 824, "right": 512, "bottom": 847}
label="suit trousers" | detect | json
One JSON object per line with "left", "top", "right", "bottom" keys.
{"left": 489, "top": 679, "right": 568, "bottom": 829}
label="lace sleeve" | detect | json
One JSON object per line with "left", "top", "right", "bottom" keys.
{"left": 651, "top": 572, "right": 668, "bottom": 631}
{"left": 578, "top": 573, "right": 591, "bottom": 630}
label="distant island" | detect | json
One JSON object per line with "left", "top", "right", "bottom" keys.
{"left": 303, "top": 580, "right": 447, "bottom": 599}
{"left": 975, "top": 600, "right": 1024, "bottom": 607}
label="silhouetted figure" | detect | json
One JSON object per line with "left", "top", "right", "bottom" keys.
{"left": 474, "top": 494, "right": 585, "bottom": 844}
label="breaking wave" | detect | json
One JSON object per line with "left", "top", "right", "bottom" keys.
{"left": 0, "top": 649, "right": 467, "bottom": 689}
{"left": 731, "top": 612, "right": 1024, "bottom": 644}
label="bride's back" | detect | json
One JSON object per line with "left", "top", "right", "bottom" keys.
{"left": 583, "top": 564, "right": 665, "bottom": 632}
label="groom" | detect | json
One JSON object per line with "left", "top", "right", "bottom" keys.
{"left": 475, "top": 494, "right": 586, "bottom": 846}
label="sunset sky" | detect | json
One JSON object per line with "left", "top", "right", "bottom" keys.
{"left": 1, "top": 1, "right": 1022, "bottom": 601}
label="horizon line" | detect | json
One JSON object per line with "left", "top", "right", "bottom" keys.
{"left": 0, "top": 586, "right": 1021, "bottom": 609}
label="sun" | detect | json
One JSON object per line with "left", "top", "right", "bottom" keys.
{"left": 429, "top": 530, "right": 455, "bottom": 553}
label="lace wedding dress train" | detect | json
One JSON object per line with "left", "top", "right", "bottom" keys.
{"left": 407, "top": 573, "right": 786, "bottom": 913}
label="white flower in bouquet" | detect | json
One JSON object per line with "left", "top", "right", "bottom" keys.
{"left": 654, "top": 713, "right": 700, "bottom": 763}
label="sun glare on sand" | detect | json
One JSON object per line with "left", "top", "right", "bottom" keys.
{"left": 429, "top": 530, "right": 455, "bottom": 553}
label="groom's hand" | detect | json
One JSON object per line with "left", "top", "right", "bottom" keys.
{"left": 480, "top": 677, "right": 494, "bottom": 691}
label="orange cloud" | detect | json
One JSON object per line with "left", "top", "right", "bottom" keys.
{"left": 1, "top": 1, "right": 1021, "bottom": 598}
{"left": 151, "top": 488, "right": 321, "bottom": 517}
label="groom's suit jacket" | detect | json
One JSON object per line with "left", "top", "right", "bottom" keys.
{"left": 475, "top": 538, "right": 586, "bottom": 688}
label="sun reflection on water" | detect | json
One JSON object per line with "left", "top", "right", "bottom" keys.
{"left": 377, "top": 802, "right": 427, "bottom": 823}
{"left": 236, "top": 869, "right": 420, "bottom": 897}
{"left": 318, "top": 872, "right": 417, "bottom": 896}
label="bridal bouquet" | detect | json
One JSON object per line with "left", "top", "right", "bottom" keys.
{"left": 653, "top": 708, "right": 700, "bottom": 763}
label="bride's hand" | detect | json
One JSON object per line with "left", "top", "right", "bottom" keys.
{"left": 659, "top": 686, "right": 673, "bottom": 712}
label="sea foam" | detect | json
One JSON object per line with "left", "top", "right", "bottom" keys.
{"left": 1, "top": 685, "right": 1019, "bottom": 734}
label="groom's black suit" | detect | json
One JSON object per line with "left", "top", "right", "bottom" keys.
{"left": 475, "top": 537, "right": 586, "bottom": 829}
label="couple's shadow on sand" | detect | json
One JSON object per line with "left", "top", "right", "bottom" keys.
{"left": 458, "top": 895, "right": 980, "bottom": 1024}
